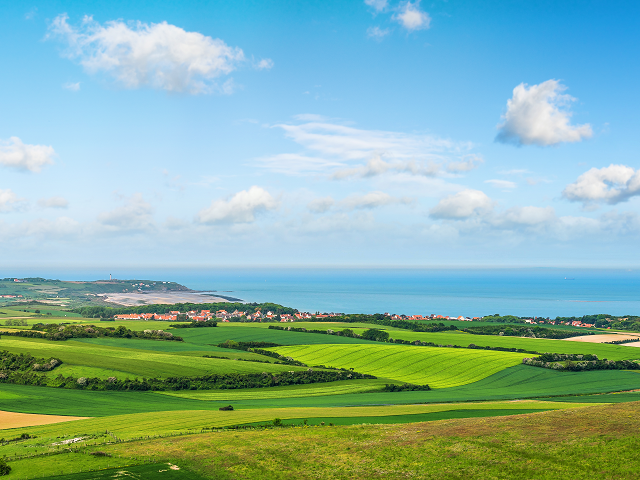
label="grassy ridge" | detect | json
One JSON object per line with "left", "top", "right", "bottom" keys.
{"left": 0, "top": 337, "right": 306, "bottom": 379}
{"left": 269, "top": 344, "right": 525, "bottom": 387}
{"left": 176, "top": 326, "right": 373, "bottom": 346}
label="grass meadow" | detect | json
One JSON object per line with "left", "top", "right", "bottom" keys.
{"left": 1, "top": 318, "right": 640, "bottom": 478}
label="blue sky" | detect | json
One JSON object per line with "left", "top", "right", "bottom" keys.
{"left": 0, "top": 0, "right": 638, "bottom": 268}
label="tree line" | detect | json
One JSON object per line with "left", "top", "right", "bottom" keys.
{"left": 71, "top": 302, "right": 298, "bottom": 318}
{"left": 1, "top": 324, "right": 183, "bottom": 342}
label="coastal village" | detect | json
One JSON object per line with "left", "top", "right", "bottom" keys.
{"left": 114, "top": 309, "right": 599, "bottom": 328}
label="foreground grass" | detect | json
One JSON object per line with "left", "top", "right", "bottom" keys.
{"left": 44, "top": 401, "right": 640, "bottom": 480}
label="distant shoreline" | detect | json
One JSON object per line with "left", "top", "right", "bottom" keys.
{"left": 99, "top": 291, "right": 243, "bottom": 306}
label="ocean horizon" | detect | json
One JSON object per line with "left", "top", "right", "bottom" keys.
{"left": 3, "top": 267, "right": 640, "bottom": 318}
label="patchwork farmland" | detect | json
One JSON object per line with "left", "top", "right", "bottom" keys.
{"left": 0, "top": 304, "right": 639, "bottom": 478}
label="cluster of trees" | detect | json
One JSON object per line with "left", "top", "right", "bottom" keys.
{"left": 0, "top": 369, "right": 376, "bottom": 391}
{"left": 172, "top": 320, "right": 218, "bottom": 329}
{"left": 479, "top": 315, "right": 528, "bottom": 324}
{"left": 2, "top": 324, "right": 183, "bottom": 342}
{"left": 303, "top": 313, "right": 459, "bottom": 333}
{"left": 522, "top": 353, "right": 640, "bottom": 371}
{"left": 463, "top": 325, "right": 589, "bottom": 339}
{"left": 554, "top": 314, "right": 640, "bottom": 331}
{"left": 0, "top": 351, "right": 63, "bottom": 374}
{"left": 217, "top": 340, "right": 307, "bottom": 366}
{"left": 2, "top": 319, "right": 28, "bottom": 326}
{"left": 72, "top": 302, "right": 297, "bottom": 319}
{"left": 382, "top": 383, "right": 430, "bottom": 392}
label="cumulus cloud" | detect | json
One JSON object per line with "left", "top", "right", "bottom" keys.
{"left": 98, "top": 193, "right": 154, "bottom": 232}
{"left": 48, "top": 14, "right": 252, "bottom": 94}
{"left": 38, "top": 196, "right": 69, "bottom": 209}
{"left": 430, "top": 189, "right": 495, "bottom": 219}
{"left": 365, "top": 0, "right": 388, "bottom": 12}
{"left": 496, "top": 79, "right": 592, "bottom": 146}
{"left": 0, "top": 189, "right": 23, "bottom": 212}
{"left": 485, "top": 179, "right": 517, "bottom": 190}
{"left": 332, "top": 156, "right": 440, "bottom": 180}
{"left": 367, "top": 26, "right": 390, "bottom": 40}
{"left": 393, "top": 1, "right": 431, "bottom": 31}
{"left": 563, "top": 164, "right": 640, "bottom": 205}
{"left": 197, "top": 186, "right": 278, "bottom": 225}
{"left": 307, "top": 197, "right": 335, "bottom": 214}
{"left": 0, "top": 137, "right": 55, "bottom": 173}
{"left": 493, "top": 206, "right": 556, "bottom": 227}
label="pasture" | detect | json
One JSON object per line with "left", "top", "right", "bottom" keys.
{"left": 268, "top": 344, "right": 526, "bottom": 387}
{"left": 1, "top": 316, "right": 640, "bottom": 479}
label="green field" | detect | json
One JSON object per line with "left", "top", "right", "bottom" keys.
{"left": 0, "top": 336, "right": 305, "bottom": 379}
{"left": 2, "top": 317, "right": 640, "bottom": 479}
{"left": 269, "top": 343, "right": 526, "bottom": 387}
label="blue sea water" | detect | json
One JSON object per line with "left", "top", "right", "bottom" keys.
{"left": 5, "top": 267, "right": 640, "bottom": 318}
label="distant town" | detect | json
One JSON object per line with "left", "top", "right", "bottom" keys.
{"left": 114, "top": 309, "right": 601, "bottom": 328}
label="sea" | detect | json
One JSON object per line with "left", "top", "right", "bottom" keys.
{"left": 5, "top": 267, "right": 640, "bottom": 319}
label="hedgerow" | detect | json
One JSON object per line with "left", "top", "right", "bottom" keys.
{"left": 2, "top": 324, "right": 183, "bottom": 342}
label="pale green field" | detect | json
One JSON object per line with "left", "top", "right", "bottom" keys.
{"left": 157, "top": 379, "right": 389, "bottom": 401}
{"left": 3, "top": 400, "right": 598, "bottom": 444}
{"left": 269, "top": 344, "right": 526, "bottom": 387}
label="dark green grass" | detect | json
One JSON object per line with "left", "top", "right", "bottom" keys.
{"left": 242, "top": 408, "right": 547, "bottom": 427}
{"left": 41, "top": 463, "right": 207, "bottom": 480}
{"left": 549, "top": 391, "right": 640, "bottom": 403}
{"left": 177, "top": 326, "right": 376, "bottom": 345}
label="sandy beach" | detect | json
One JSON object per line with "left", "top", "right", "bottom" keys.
{"left": 99, "top": 292, "right": 239, "bottom": 306}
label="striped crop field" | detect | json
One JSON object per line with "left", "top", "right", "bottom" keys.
{"left": 269, "top": 344, "right": 526, "bottom": 387}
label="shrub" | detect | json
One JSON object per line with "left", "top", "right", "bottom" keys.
{"left": 219, "top": 405, "right": 234, "bottom": 411}
{"left": 0, "top": 458, "right": 10, "bottom": 475}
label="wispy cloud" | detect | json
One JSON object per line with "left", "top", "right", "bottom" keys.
{"left": 393, "top": 1, "right": 431, "bottom": 32}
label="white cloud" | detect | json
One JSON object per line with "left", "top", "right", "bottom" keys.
{"left": 307, "top": 197, "right": 335, "bottom": 214}
{"left": 48, "top": 14, "right": 247, "bottom": 94}
{"left": 38, "top": 196, "right": 69, "bottom": 209}
{"left": 197, "top": 186, "right": 278, "bottom": 225}
{"left": 494, "top": 206, "right": 556, "bottom": 227}
{"left": 367, "top": 26, "right": 390, "bottom": 40}
{"left": 496, "top": 79, "right": 592, "bottom": 146}
{"left": 365, "top": 0, "right": 388, "bottom": 13}
{"left": 63, "top": 81, "right": 80, "bottom": 91}
{"left": 263, "top": 119, "right": 473, "bottom": 178}
{"left": 393, "top": 1, "right": 431, "bottom": 31}
{"left": 430, "top": 189, "right": 495, "bottom": 219}
{"left": 340, "top": 191, "right": 408, "bottom": 210}
{"left": 485, "top": 179, "right": 517, "bottom": 190}
{"left": 98, "top": 193, "right": 154, "bottom": 232}
{"left": 332, "top": 156, "right": 440, "bottom": 180}
{"left": 0, "top": 137, "right": 55, "bottom": 173}
{"left": 255, "top": 58, "right": 274, "bottom": 70}
{"left": 563, "top": 164, "right": 640, "bottom": 205}
{"left": 445, "top": 155, "right": 484, "bottom": 173}
{"left": 0, "top": 189, "right": 23, "bottom": 212}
